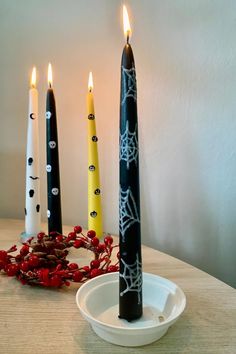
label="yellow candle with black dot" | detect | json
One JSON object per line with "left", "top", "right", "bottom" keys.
{"left": 87, "top": 72, "right": 103, "bottom": 238}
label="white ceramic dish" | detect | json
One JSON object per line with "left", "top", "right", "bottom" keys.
{"left": 76, "top": 272, "right": 186, "bottom": 347}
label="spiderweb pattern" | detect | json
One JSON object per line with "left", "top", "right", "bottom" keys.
{"left": 120, "top": 253, "right": 142, "bottom": 304}
{"left": 119, "top": 186, "right": 140, "bottom": 242}
{"left": 120, "top": 121, "right": 138, "bottom": 169}
{"left": 121, "top": 66, "right": 137, "bottom": 105}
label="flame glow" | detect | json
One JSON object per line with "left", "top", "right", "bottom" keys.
{"left": 31, "top": 67, "right": 36, "bottom": 88}
{"left": 48, "top": 63, "right": 53, "bottom": 87}
{"left": 123, "top": 5, "right": 131, "bottom": 40}
{"left": 88, "top": 71, "right": 93, "bottom": 92}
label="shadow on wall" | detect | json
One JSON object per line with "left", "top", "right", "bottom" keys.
{"left": 141, "top": 131, "right": 236, "bottom": 289}
{"left": 0, "top": 152, "right": 25, "bottom": 220}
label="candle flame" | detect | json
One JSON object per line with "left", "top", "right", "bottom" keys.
{"left": 48, "top": 63, "right": 53, "bottom": 87}
{"left": 123, "top": 5, "right": 131, "bottom": 41}
{"left": 31, "top": 67, "right": 36, "bottom": 88}
{"left": 88, "top": 71, "right": 93, "bottom": 92}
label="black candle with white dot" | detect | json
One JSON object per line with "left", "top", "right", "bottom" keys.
{"left": 46, "top": 63, "right": 62, "bottom": 234}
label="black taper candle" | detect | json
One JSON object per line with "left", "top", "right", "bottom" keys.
{"left": 46, "top": 65, "right": 62, "bottom": 234}
{"left": 119, "top": 25, "right": 143, "bottom": 320}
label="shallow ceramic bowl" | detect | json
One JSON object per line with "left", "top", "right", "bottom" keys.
{"left": 76, "top": 272, "right": 186, "bottom": 347}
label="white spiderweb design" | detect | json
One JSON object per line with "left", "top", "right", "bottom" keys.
{"left": 121, "top": 66, "right": 137, "bottom": 105}
{"left": 119, "top": 186, "right": 140, "bottom": 242}
{"left": 120, "top": 253, "right": 142, "bottom": 304}
{"left": 120, "top": 121, "right": 138, "bottom": 169}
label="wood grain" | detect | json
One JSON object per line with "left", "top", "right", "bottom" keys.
{"left": 0, "top": 219, "right": 235, "bottom": 354}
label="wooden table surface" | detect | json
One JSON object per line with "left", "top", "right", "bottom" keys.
{"left": 0, "top": 219, "right": 235, "bottom": 354}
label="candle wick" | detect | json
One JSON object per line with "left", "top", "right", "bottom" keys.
{"left": 49, "top": 83, "right": 52, "bottom": 89}
{"left": 126, "top": 34, "right": 129, "bottom": 44}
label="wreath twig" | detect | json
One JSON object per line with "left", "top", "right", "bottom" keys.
{"left": 0, "top": 226, "right": 119, "bottom": 287}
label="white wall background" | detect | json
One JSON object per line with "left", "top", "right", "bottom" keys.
{"left": 0, "top": 0, "right": 235, "bottom": 288}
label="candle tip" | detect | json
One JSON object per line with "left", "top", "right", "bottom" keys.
{"left": 88, "top": 71, "right": 93, "bottom": 92}
{"left": 123, "top": 5, "right": 131, "bottom": 42}
{"left": 31, "top": 67, "right": 36, "bottom": 88}
{"left": 48, "top": 63, "right": 53, "bottom": 88}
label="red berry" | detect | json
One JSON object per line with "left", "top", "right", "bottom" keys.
{"left": 83, "top": 266, "right": 90, "bottom": 273}
{"left": 91, "top": 237, "right": 99, "bottom": 247}
{"left": 68, "top": 263, "right": 78, "bottom": 270}
{"left": 37, "top": 232, "right": 45, "bottom": 240}
{"left": 0, "top": 250, "right": 8, "bottom": 262}
{"left": 38, "top": 268, "right": 49, "bottom": 282}
{"left": 6, "top": 264, "right": 19, "bottom": 276}
{"left": 20, "top": 245, "right": 29, "bottom": 256}
{"left": 49, "top": 231, "right": 58, "bottom": 237}
{"left": 74, "top": 239, "right": 84, "bottom": 248}
{"left": 107, "top": 265, "right": 118, "bottom": 272}
{"left": 19, "top": 277, "right": 27, "bottom": 285}
{"left": 90, "top": 259, "right": 100, "bottom": 269}
{"left": 104, "top": 235, "right": 113, "bottom": 245}
{"left": 50, "top": 275, "right": 62, "bottom": 287}
{"left": 74, "top": 225, "right": 82, "bottom": 234}
{"left": 90, "top": 268, "right": 102, "bottom": 278}
{"left": 87, "top": 230, "right": 96, "bottom": 239}
{"left": 20, "top": 261, "right": 30, "bottom": 272}
{"left": 56, "top": 235, "right": 64, "bottom": 242}
{"left": 97, "top": 243, "right": 105, "bottom": 253}
{"left": 29, "top": 255, "right": 39, "bottom": 267}
{"left": 72, "top": 270, "right": 83, "bottom": 282}
{"left": 67, "top": 232, "right": 77, "bottom": 240}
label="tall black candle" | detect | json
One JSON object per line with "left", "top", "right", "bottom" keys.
{"left": 119, "top": 6, "right": 142, "bottom": 321}
{"left": 46, "top": 63, "right": 62, "bottom": 234}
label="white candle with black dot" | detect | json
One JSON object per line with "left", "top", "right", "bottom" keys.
{"left": 87, "top": 72, "right": 103, "bottom": 238}
{"left": 24, "top": 67, "right": 41, "bottom": 236}
{"left": 46, "top": 63, "right": 62, "bottom": 234}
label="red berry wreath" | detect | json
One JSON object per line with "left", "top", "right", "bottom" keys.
{"left": 0, "top": 226, "right": 119, "bottom": 287}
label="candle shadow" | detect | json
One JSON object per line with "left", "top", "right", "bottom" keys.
{"left": 139, "top": 127, "right": 233, "bottom": 285}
